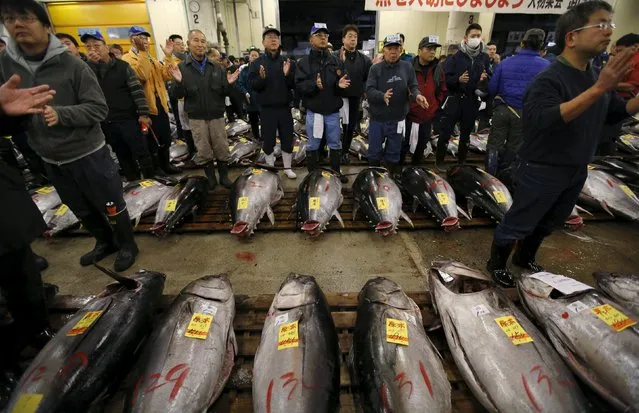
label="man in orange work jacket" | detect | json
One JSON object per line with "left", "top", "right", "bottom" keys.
{"left": 122, "top": 26, "right": 181, "bottom": 174}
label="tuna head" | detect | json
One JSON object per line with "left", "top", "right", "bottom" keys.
{"left": 274, "top": 274, "right": 322, "bottom": 310}
{"left": 359, "top": 277, "right": 415, "bottom": 311}
{"left": 230, "top": 168, "right": 283, "bottom": 236}
{"left": 296, "top": 168, "right": 344, "bottom": 236}
{"left": 182, "top": 274, "right": 233, "bottom": 302}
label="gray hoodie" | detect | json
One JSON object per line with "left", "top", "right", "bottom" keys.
{"left": 0, "top": 35, "right": 108, "bottom": 164}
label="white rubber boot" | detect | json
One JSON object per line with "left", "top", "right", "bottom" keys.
{"left": 265, "top": 153, "right": 276, "bottom": 167}
{"left": 281, "top": 152, "right": 297, "bottom": 179}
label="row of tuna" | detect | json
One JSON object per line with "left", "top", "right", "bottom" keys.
{"left": 7, "top": 266, "right": 638, "bottom": 412}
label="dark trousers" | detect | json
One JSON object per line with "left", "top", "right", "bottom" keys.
{"left": 248, "top": 111, "right": 261, "bottom": 141}
{"left": 103, "top": 119, "right": 151, "bottom": 176}
{"left": 401, "top": 120, "right": 433, "bottom": 164}
{"left": 342, "top": 96, "right": 361, "bottom": 152}
{"left": 43, "top": 146, "right": 127, "bottom": 221}
{"left": 169, "top": 96, "right": 184, "bottom": 140}
{"left": 12, "top": 131, "right": 47, "bottom": 178}
{"left": 261, "top": 107, "right": 294, "bottom": 154}
{"left": 149, "top": 98, "right": 172, "bottom": 153}
{"left": 494, "top": 160, "right": 588, "bottom": 246}
{"left": 477, "top": 95, "right": 494, "bottom": 131}
{"left": 0, "top": 244, "right": 48, "bottom": 369}
{"left": 368, "top": 120, "right": 404, "bottom": 163}
{"left": 438, "top": 95, "right": 480, "bottom": 160}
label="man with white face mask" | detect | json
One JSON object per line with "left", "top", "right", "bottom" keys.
{"left": 436, "top": 23, "right": 491, "bottom": 171}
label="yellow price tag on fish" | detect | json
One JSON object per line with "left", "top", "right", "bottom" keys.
{"left": 591, "top": 304, "right": 636, "bottom": 332}
{"left": 587, "top": 164, "right": 596, "bottom": 170}
{"left": 54, "top": 204, "right": 69, "bottom": 216}
{"left": 165, "top": 200, "right": 177, "bottom": 212}
{"left": 620, "top": 134, "right": 634, "bottom": 144}
{"left": 619, "top": 185, "right": 635, "bottom": 198}
{"left": 493, "top": 191, "right": 508, "bottom": 204}
{"left": 293, "top": 146, "right": 300, "bottom": 153}
{"left": 252, "top": 168, "right": 263, "bottom": 175}
{"left": 139, "top": 180, "right": 154, "bottom": 188}
{"left": 225, "top": 124, "right": 231, "bottom": 130}
{"left": 437, "top": 193, "right": 449, "bottom": 205}
{"left": 278, "top": 320, "right": 299, "bottom": 350}
{"left": 386, "top": 318, "right": 409, "bottom": 346}
{"left": 376, "top": 197, "right": 389, "bottom": 210}
{"left": 321, "top": 171, "right": 332, "bottom": 179}
{"left": 239, "top": 137, "right": 248, "bottom": 143}
{"left": 228, "top": 145, "right": 235, "bottom": 152}
{"left": 11, "top": 393, "right": 43, "bottom": 413}
{"left": 237, "top": 196, "right": 249, "bottom": 210}
{"left": 184, "top": 313, "right": 214, "bottom": 339}
{"left": 67, "top": 311, "right": 103, "bottom": 336}
{"left": 35, "top": 186, "right": 54, "bottom": 194}
{"left": 309, "top": 197, "right": 320, "bottom": 210}
{"left": 495, "top": 315, "right": 533, "bottom": 345}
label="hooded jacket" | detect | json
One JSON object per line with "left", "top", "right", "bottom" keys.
{"left": 0, "top": 35, "right": 108, "bottom": 164}
{"left": 295, "top": 49, "right": 345, "bottom": 115}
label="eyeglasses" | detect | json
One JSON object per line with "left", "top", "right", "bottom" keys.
{"left": 313, "top": 33, "right": 329, "bottom": 39}
{"left": 572, "top": 22, "right": 616, "bottom": 33}
{"left": 2, "top": 14, "right": 38, "bottom": 24}
{"left": 85, "top": 44, "right": 104, "bottom": 50}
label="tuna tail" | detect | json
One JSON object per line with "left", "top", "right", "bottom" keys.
{"left": 334, "top": 211, "right": 345, "bottom": 228}
{"left": 400, "top": 211, "right": 414, "bottom": 228}
{"left": 575, "top": 205, "right": 593, "bottom": 216}
{"left": 466, "top": 197, "right": 475, "bottom": 219}
{"left": 412, "top": 197, "right": 419, "bottom": 213}
{"left": 352, "top": 202, "right": 359, "bottom": 221}
{"left": 92, "top": 262, "right": 138, "bottom": 290}
{"left": 457, "top": 206, "right": 471, "bottom": 221}
{"left": 600, "top": 201, "right": 615, "bottom": 217}
{"left": 266, "top": 206, "right": 276, "bottom": 226}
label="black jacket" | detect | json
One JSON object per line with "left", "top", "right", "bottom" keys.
{"left": 332, "top": 49, "right": 372, "bottom": 97}
{"left": 248, "top": 51, "right": 296, "bottom": 108}
{"left": 295, "top": 49, "right": 345, "bottom": 115}
{"left": 173, "top": 55, "right": 230, "bottom": 120}
{"left": 444, "top": 50, "right": 491, "bottom": 97}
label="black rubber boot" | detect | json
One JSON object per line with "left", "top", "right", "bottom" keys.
{"left": 330, "top": 149, "right": 348, "bottom": 183}
{"left": 119, "top": 156, "right": 140, "bottom": 182}
{"left": 151, "top": 152, "right": 167, "bottom": 176}
{"left": 485, "top": 149, "right": 500, "bottom": 176}
{"left": 204, "top": 163, "right": 218, "bottom": 190}
{"left": 110, "top": 208, "right": 139, "bottom": 272}
{"left": 486, "top": 241, "right": 515, "bottom": 288}
{"left": 138, "top": 156, "right": 156, "bottom": 179}
{"left": 34, "top": 253, "right": 48, "bottom": 271}
{"left": 217, "top": 161, "right": 233, "bottom": 189}
{"left": 387, "top": 162, "right": 402, "bottom": 182}
{"left": 512, "top": 233, "right": 546, "bottom": 273}
{"left": 158, "top": 147, "right": 182, "bottom": 174}
{"left": 435, "top": 136, "right": 448, "bottom": 172}
{"left": 411, "top": 139, "right": 428, "bottom": 166}
{"left": 306, "top": 150, "right": 319, "bottom": 173}
{"left": 183, "top": 130, "right": 197, "bottom": 156}
{"left": 79, "top": 214, "right": 118, "bottom": 266}
{"left": 342, "top": 128, "right": 352, "bottom": 165}
{"left": 457, "top": 138, "right": 469, "bottom": 165}
{"left": 369, "top": 159, "right": 381, "bottom": 167}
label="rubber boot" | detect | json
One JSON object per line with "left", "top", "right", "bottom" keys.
{"left": 369, "top": 159, "right": 381, "bottom": 167}
{"left": 387, "top": 162, "right": 402, "bottom": 182}
{"left": 342, "top": 127, "right": 352, "bottom": 165}
{"left": 435, "top": 136, "right": 448, "bottom": 172}
{"left": 330, "top": 149, "right": 348, "bottom": 183}
{"left": 151, "top": 152, "right": 167, "bottom": 177}
{"left": 33, "top": 253, "right": 48, "bottom": 271}
{"left": 158, "top": 147, "right": 182, "bottom": 174}
{"left": 281, "top": 152, "right": 297, "bottom": 179}
{"left": 485, "top": 149, "right": 500, "bottom": 176}
{"left": 119, "top": 156, "right": 140, "bottom": 182}
{"left": 79, "top": 214, "right": 118, "bottom": 266}
{"left": 138, "top": 155, "right": 156, "bottom": 179}
{"left": 486, "top": 241, "right": 515, "bottom": 288}
{"left": 217, "top": 161, "right": 233, "bottom": 189}
{"left": 306, "top": 150, "right": 319, "bottom": 173}
{"left": 457, "top": 138, "right": 469, "bottom": 165}
{"left": 411, "top": 138, "right": 427, "bottom": 166}
{"left": 109, "top": 208, "right": 139, "bottom": 272}
{"left": 204, "top": 163, "right": 218, "bottom": 190}
{"left": 512, "top": 233, "right": 545, "bottom": 273}
{"left": 500, "top": 150, "right": 516, "bottom": 171}
{"left": 264, "top": 153, "right": 276, "bottom": 167}
{"left": 184, "top": 130, "right": 197, "bottom": 156}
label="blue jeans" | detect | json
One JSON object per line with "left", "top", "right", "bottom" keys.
{"left": 306, "top": 111, "right": 342, "bottom": 151}
{"left": 368, "top": 119, "right": 404, "bottom": 163}
{"left": 494, "top": 160, "right": 588, "bottom": 246}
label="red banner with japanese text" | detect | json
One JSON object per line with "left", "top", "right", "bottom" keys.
{"left": 365, "top": 0, "right": 613, "bottom": 14}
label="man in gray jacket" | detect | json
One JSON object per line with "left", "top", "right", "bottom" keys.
{"left": 0, "top": 0, "right": 139, "bottom": 271}
{"left": 366, "top": 34, "right": 429, "bottom": 178}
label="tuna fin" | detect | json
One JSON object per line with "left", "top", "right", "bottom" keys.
{"left": 266, "top": 206, "right": 276, "bottom": 225}
{"left": 466, "top": 197, "right": 475, "bottom": 219}
{"left": 457, "top": 205, "right": 471, "bottom": 221}
{"left": 134, "top": 216, "right": 141, "bottom": 228}
{"left": 334, "top": 210, "right": 345, "bottom": 228}
{"left": 401, "top": 211, "right": 414, "bottom": 228}
{"left": 412, "top": 197, "right": 419, "bottom": 213}
{"left": 600, "top": 201, "right": 615, "bottom": 217}
{"left": 352, "top": 202, "right": 359, "bottom": 221}
{"left": 92, "top": 263, "right": 137, "bottom": 289}
{"left": 575, "top": 205, "right": 593, "bottom": 216}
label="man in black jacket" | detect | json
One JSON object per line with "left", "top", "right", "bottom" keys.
{"left": 82, "top": 30, "right": 155, "bottom": 180}
{"left": 170, "top": 29, "right": 239, "bottom": 189}
{"left": 334, "top": 24, "right": 371, "bottom": 164}
{"left": 295, "top": 23, "right": 351, "bottom": 183}
{"left": 0, "top": 74, "right": 55, "bottom": 402}
{"left": 436, "top": 23, "right": 490, "bottom": 171}
{"left": 248, "top": 26, "right": 297, "bottom": 179}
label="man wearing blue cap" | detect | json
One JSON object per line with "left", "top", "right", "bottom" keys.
{"left": 296, "top": 23, "right": 351, "bottom": 183}
{"left": 82, "top": 30, "right": 155, "bottom": 180}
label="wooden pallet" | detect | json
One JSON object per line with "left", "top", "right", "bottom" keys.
{"left": 48, "top": 290, "right": 519, "bottom": 413}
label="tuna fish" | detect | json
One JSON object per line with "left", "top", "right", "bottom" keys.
{"left": 401, "top": 166, "right": 469, "bottom": 231}
{"left": 430, "top": 262, "right": 589, "bottom": 413}
{"left": 229, "top": 137, "right": 261, "bottom": 165}
{"left": 592, "top": 158, "right": 639, "bottom": 191}
{"left": 352, "top": 277, "right": 451, "bottom": 413}
{"left": 593, "top": 272, "right": 639, "bottom": 318}
{"left": 169, "top": 140, "right": 189, "bottom": 163}
{"left": 124, "top": 179, "right": 175, "bottom": 226}
{"left": 43, "top": 204, "right": 80, "bottom": 236}
{"left": 517, "top": 271, "right": 639, "bottom": 412}
{"left": 252, "top": 274, "right": 340, "bottom": 413}
{"left": 579, "top": 168, "right": 639, "bottom": 220}
{"left": 447, "top": 165, "right": 513, "bottom": 222}
{"left": 447, "top": 138, "right": 459, "bottom": 157}
{"left": 6, "top": 270, "right": 165, "bottom": 412}
{"left": 295, "top": 168, "right": 344, "bottom": 235}
{"left": 31, "top": 186, "right": 61, "bottom": 214}
{"left": 293, "top": 119, "right": 305, "bottom": 134}
{"left": 152, "top": 176, "right": 209, "bottom": 236}
{"left": 225, "top": 119, "right": 251, "bottom": 137}
{"left": 469, "top": 133, "right": 487, "bottom": 153}
{"left": 616, "top": 133, "right": 639, "bottom": 154}
{"left": 292, "top": 135, "right": 308, "bottom": 165}
{"left": 230, "top": 167, "right": 283, "bottom": 236}
{"left": 126, "top": 275, "right": 236, "bottom": 412}
{"left": 564, "top": 206, "right": 593, "bottom": 230}
{"left": 349, "top": 135, "right": 369, "bottom": 160}
{"left": 361, "top": 118, "right": 370, "bottom": 137}
{"left": 352, "top": 167, "right": 413, "bottom": 236}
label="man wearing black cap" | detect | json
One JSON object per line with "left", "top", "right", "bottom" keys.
{"left": 238, "top": 46, "right": 262, "bottom": 141}
{"left": 296, "top": 23, "right": 351, "bottom": 182}
{"left": 366, "top": 34, "right": 428, "bottom": 177}
{"left": 82, "top": 30, "right": 155, "bottom": 180}
{"left": 402, "top": 36, "right": 446, "bottom": 166}
{"left": 249, "top": 26, "right": 297, "bottom": 179}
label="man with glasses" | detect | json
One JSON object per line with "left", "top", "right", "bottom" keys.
{"left": 486, "top": 0, "right": 639, "bottom": 287}
{"left": 296, "top": 23, "right": 351, "bottom": 183}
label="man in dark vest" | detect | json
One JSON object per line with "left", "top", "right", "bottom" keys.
{"left": 83, "top": 30, "right": 155, "bottom": 179}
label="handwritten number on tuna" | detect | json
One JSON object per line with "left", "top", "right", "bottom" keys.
{"left": 132, "top": 364, "right": 190, "bottom": 405}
